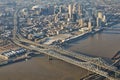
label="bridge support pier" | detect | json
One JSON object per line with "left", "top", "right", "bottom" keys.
{"left": 115, "top": 72, "right": 120, "bottom": 79}
{"left": 48, "top": 56, "right": 53, "bottom": 60}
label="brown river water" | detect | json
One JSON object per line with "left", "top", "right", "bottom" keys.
{"left": 67, "top": 24, "right": 120, "bottom": 59}
{"left": 0, "top": 56, "right": 91, "bottom": 80}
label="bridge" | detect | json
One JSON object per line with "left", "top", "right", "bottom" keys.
{"left": 16, "top": 35, "right": 119, "bottom": 71}
{"left": 103, "top": 27, "right": 120, "bottom": 31}
{"left": 80, "top": 73, "right": 105, "bottom": 80}
{"left": 102, "top": 27, "right": 120, "bottom": 34}
{"left": 13, "top": 38, "right": 117, "bottom": 80}
{"left": 13, "top": 36, "right": 120, "bottom": 80}
{"left": 106, "top": 14, "right": 120, "bottom": 27}
{"left": 11, "top": 6, "right": 120, "bottom": 80}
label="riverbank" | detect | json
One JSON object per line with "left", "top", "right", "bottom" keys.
{"left": 42, "top": 28, "right": 103, "bottom": 45}
{"left": 63, "top": 28, "right": 103, "bottom": 44}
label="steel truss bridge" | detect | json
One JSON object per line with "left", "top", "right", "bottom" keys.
{"left": 12, "top": 35, "right": 120, "bottom": 80}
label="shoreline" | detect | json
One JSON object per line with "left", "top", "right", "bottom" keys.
{"left": 63, "top": 28, "right": 103, "bottom": 44}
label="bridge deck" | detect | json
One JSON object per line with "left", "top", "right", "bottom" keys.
{"left": 13, "top": 39, "right": 119, "bottom": 80}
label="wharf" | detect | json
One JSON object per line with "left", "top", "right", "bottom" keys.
{"left": 64, "top": 29, "right": 103, "bottom": 43}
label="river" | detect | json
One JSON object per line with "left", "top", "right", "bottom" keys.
{"left": 0, "top": 56, "right": 91, "bottom": 80}
{"left": 66, "top": 24, "right": 120, "bottom": 59}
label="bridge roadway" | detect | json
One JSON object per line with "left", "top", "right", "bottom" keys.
{"left": 12, "top": 38, "right": 119, "bottom": 80}
{"left": 103, "top": 27, "right": 120, "bottom": 31}
{"left": 102, "top": 27, "right": 120, "bottom": 34}
{"left": 13, "top": 39, "right": 115, "bottom": 80}
{"left": 81, "top": 73, "right": 105, "bottom": 80}
{"left": 17, "top": 37, "right": 119, "bottom": 73}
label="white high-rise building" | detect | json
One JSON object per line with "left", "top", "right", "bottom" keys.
{"left": 78, "top": 4, "right": 82, "bottom": 16}
{"left": 88, "top": 20, "right": 92, "bottom": 31}
{"left": 79, "top": 18, "right": 84, "bottom": 27}
{"left": 68, "top": 4, "right": 72, "bottom": 19}
{"left": 97, "top": 17, "right": 101, "bottom": 28}
{"left": 72, "top": 3, "right": 76, "bottom": 13}
{"left": 102, "top": 15, "right": 106, "bottom": 22}
{"left": 97, "top": 11, "right": 103, "bottom": 19}
{"left": 59, "top": 6, "right": 62, "bottom": 14}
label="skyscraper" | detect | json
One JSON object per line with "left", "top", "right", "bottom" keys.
{"left": 88, "top": 19, "right": 92, "bottom": 31}
{"left": 78, "top": 4, "right": 82, "bottom": 16}
{"left": 97, "top": 11, "right": 103, "bottom": 19}
{"left": 72, "top": 3, "right": 76, "bottom": 13}
{"left": 97, "top": 11, "right": 106, "bottom": 28}
{"left": 68, "top": 4, "right": 72, "bottom": 19}
{"left": 102, "top": 15, "right": 106, "bottom": 22}
{"left": 97, "top": 17, "right": 101, "bottom": 28}
{"left": 72, "top": 13, "right": 77, "bottom": 22}
{"left": 79, "top": 18, "right": 84, "bottom": 27}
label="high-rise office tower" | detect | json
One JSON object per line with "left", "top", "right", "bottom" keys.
{"left": 54, "top": 5, "right": 57, "bottom": 14}
{"left": 59, "top": 6, "right": 62, "bottom": 14}
{"left": 79, "top": 18, "right": 84, "bottom": 27}
{"left": 88, "top": 19, "right": 92, "bottom": 31}
{"left": 68, "top": 4, "right": 72, "bottom": 19}
{"left": 96, "top": 17, "right": 101, "bottom": 28}
{"left": 72, "top": 13, "right": 77, "bottom": 22}
{"left": 97, "top": 11, "right": 103, "bottom": 19}
{"left": 97, "top": 11, "right": 106, "bottom": 27}
{"left": 78, "top": 4, "right": 82, "bottom": 16}
{"left": 54, "top": 14, "right": 58, "bottom": 23}
{"left": 27, "top": 18, "right": 33, "bottom": 25}
{"left": 102, "top": 15, "right": 106, "bottom": 22}
{"left": 78, "top": 4, "right": 84, "bottom": 18}
{"left": 88, "top": 8, "right": 93, "bottom": 17}
{"left": 72, "top": 3, "right": 76, "bottom": 13}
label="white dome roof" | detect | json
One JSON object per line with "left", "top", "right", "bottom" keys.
{"left": 21, "top": 8, "right": 28, "bottom": 12}
{"left": 32, "top": 5, "right": 45, "bottom": 10}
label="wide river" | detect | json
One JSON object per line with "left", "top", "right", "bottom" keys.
{"left": 0, "top": 24, "right": 120, "bottom": 80}
{"left": 66, "top": 24, "right": 120, "bottom": 59}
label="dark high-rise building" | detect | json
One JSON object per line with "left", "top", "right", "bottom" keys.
{"left": 72, "top": 13, "right": 77, "bottom": 22}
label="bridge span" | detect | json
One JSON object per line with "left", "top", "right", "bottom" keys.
{"left": 12, "top": 37, "right": 120, "bottom": 80}
{"left": 17, "top": 37, "right": 118, "bottom": 72}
